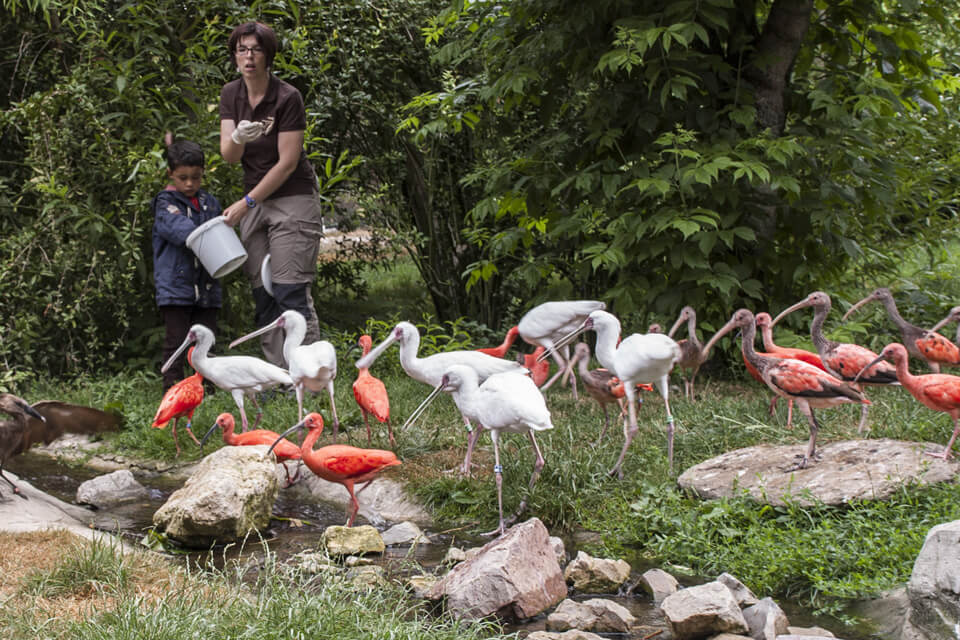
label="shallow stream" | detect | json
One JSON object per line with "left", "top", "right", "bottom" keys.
{"left": 7, "top": 451, "right": 881, "bottom": 639}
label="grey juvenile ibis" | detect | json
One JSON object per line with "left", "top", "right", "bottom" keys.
{"left": 0, "top": 393, "right": 45, "bottom": 499}
{"left": 772, "top": 291, "right": 898, "bottom": 432}
{"left": 163, "top": 324, "right": 293, "bottom": 432}
{"left": 668, "top": 306, "right": 726, "bottom": 400}
{"left": 843, "top": 288, "right": 960, "bottom": 372}
{"left": 404, "top": 365, "right": 553, "bottom": 536}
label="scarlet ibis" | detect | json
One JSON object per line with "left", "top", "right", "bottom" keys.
{"left": 0, "top": 393, "right": 45, "bottom": 499}
{"left": 518, "top": 347, "right": 550, "bottom": 387}
{"left": 563, "top": 342, "right": 652, "bottom": 444}
{"left": 269, "top": 412, "right": 401, "bottom": 526}
{"left": 404, "top": 365, "right": 552, "bottom": 536}
{"left": 200, "top": 412, "right": 302, "bottom": 485}
{"left": 518, "top": 300, "right": 607, "bottom": 399}
{"left": 152, "top": 346, "right": 204, "bottom": 456}
{"left": 857, "top": 343, "right": 960, "bottom": 460}
{"left": 353, "top": 334, "right": 393, "bottom": 446}
{"left": 543, "top": 309, "right": 681, "bottom": 477}
{"left": 843, "top": 288, "right": 960, "bottom": 372}
{"left": 162, "top": 324, "right": 293, "bottom": 432}
{"left": 354, "top": 321, "right": 525, "bottom": 474}
{"left": 713, "top": 309, "right": 870, "bottom": 469}
{"left": 772, "top": 291, "right": 898, "bottom": 432}
{"left": 229, "top": 310, "right": 339, "bottom": 436}
{"left": 667, "top": 306, "right": 726, "bottom": 400}
{"left": 929, "top": 306, "right": 960, "bottom": 346}
{"left": 477, "top": 325, "right": 520, "bottom": 358}
{"left": 753, "top": 312, "right": 828, "bottom": 427}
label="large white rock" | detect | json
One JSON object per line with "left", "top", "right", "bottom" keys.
{"left": 152, "top": 445, "right": 278, "bottom": 546}
{"left": 546, "top": 598, "right": 637, "bottom": 633}
{"left": 660, "top": 581, "right": 749, "bottom": 639}
{"left": 428, "top": 518, "right": 566, "bottom": 620}
{"left": 76, "top": 469, "right": 149, "bottom": 507}
{"left": 742, "top": 597, "right": 789, "bottom": 640}
{"left": 907, "top": 520, "right": 960, "bottom": 639}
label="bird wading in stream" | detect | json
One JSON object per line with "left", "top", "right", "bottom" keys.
{"left": 353, "top": 334, "right": 393, "bottom": 446}
{"left": 0, "top": 393, "right": 46, "bottom": 500}
{"left": 403, "top": 364, "right": 552, "bottom": 537}
{"left": 354, "top": 321, "right": 525, "bottom": 475}
{"left": 200, "top": 412, "right": 302, "bottom": 486}
{"left": 269, "top": 412, "right": 400, "bottom": 526}
{"left": 712, "top": 308, "right": 870, "bottom": 470}
{"left": 856, "top": 343, "right": 960, "bottom": 460}
{"left": 230, "top": 310, "right": 340, "bottom": 435}
{"left": 163, "top": 324, "right": 292, "bottom": 432}
{"left": 772, "top": 291, "right": 898, "bottom": 433}
{"left": 542, "top": 309, "right": 681, "bottom": 477}
{"left": 843, "top": 288, "right": 960, "bottom": 372}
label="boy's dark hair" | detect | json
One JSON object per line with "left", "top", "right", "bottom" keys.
{"left": 228, "top": 22, "right": 278, "bottom": 68}
{"left": 165, "top": 140, "right": 204, "bottom": 170}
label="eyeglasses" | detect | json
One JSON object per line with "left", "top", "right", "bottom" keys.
{"left": 236, "top": 46, "right": 264, "bottom": 56}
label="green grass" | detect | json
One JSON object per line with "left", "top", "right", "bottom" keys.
{"left": 20, "top": 537, "right": 132, "bottom": 599}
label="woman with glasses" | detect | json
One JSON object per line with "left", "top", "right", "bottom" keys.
{"left": 219, "top": 21, "right": 325, "bottom": 366}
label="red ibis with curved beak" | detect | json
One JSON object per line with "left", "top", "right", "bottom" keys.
{"left": 713, "top": 309, "right": 870, "bottom": 469}
{"left": 152, "top": 346, "right": 204, "bottom": 456}
{"left": 200, "top": 412, "right": 302, "bottom": 486}
{"left": 771, "top": 291, "right": 898, "bottom": 432}
{"left": 857, "top": 343, "right": 960, "bottom": 460}
{"left": 269, "top": 412, "right": 401, "bottom": 526}
{"left": 353, "top": 334, "right": 393, "bottom": 446}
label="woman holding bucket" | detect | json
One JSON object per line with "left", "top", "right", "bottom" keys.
{"left": 219, "top": 21, "right": 324, "bottom": 367}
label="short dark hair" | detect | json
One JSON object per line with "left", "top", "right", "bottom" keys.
{"left": 165, "top": 140, "right": 204, "bottom": 170}
{"left": 228, "top": 22, "right": 278, "bottom": 68}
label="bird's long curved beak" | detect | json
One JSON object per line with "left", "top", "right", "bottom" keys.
{"left": 161, "top": 334, "right": 193, "bottom": 373}
{"left": 538, "top": 320, "right": 588, "bottom": 363}
{"left": 401, "top": 381, "right": 446, "bottom": 432}
{"left": 667, "top": 314, "right": 685, "bottom": 340}
{"left": 355, "top": 330, "right": 399, "bottom": 369}
{"left": 199, "top": 422, "right": 220, "bottom": 447}
{"left": 854, "top": 354, "right": 886, "bottom": 384}
{"left": 267, "top": 419, "right": 306, "bottom": 456}
{"left": 770, "top": 298, "right": 813, "bottom": 329}
{"left": 228, "top": 318, "right": 282, "bottom": 349}
{"left": 701, "top": 316, "right": 739, "bottom": 356}
{"left": 841, "top": 293, "right": 878, "bottom": 322}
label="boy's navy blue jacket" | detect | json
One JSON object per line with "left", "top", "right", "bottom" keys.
{"left": 152, "top": 186, "right": 224, "bottom": 308}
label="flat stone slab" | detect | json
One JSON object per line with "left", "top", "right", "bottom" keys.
{"left": 677, "top": 439, "right": 959, "bottom": 506}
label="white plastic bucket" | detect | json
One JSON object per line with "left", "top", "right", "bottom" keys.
{"left": 185, "top": 217, "right": 248, "bottom": 278}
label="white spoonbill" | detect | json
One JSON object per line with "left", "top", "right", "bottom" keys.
{"left": 404, "top": 365, "right": 553, "bottom": 536}
{"left": 229, "top": 310, "right": 340, "bottom": 438}
{"left": 542, "top": 309, "right": 681, "bottom": 477}
{"left": 518, "top": 300, "right": 606, "bottom": 399}
{"left": 355, "top": 321, "right": 526, "bottom": 474}
{"left": 162, "top": 324, "right": 292, "bottom": 432}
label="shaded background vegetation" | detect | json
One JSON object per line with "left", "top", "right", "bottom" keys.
{"left": 1, "top": 0, "right": 959, "bottom": 383}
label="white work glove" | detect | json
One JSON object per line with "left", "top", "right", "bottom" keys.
{"left": 231, "top": 119, "right": 265, "bottom": 145}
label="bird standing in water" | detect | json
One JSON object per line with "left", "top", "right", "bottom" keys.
{"left": 353, "top": 334, "right": 393, "bottom": 446}
{"left": 152, "top": 346, "right": 204, "bottom": 456}
{"left": 200, "top": 412, "right": 302, "bottom": 485}
{"left": 0, "top": 393, "right": 46, "bottom": 500}
{"left": 269, "top": 412, "right": 401, "bottom": 526}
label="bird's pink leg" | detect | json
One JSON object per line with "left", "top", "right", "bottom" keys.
{"left": 608, "top": 392, "right": 639, "bottom": 480}
{"left": 171, "top": 418, "right": 183, "bottom": 458}
{"left": 362, "top": 411, "right": 372, "bottom": 444}
{"left": 662, "top": 379, "right": 675, "bottom": 474}
{"left": 926, "top": 417, "right": 959, "bottom": 460}
{"left": 786, "top": 399, "right": 794, "bottom": 429}
{"left": 792, "top": 401, "right": 820, "bottom": 471}
{"left": 345, "top": 482, "right": 360, "bottom": 527}
{"left": 855, "top": 391, "right": 870, "bottom": 433}
{"left": 459, "top": 421, "right": 481, "bottom": 476}
{"left": 504, "top": 431, "right": 545, "bottom": 527}
{"left": 481, "top": 431, "right": 506, "bottom": 537}
{"left": 562, "top": 344, "right": 579, "bottom": 401}
{"left": 327, "top": 382, "right": 340, "bottom": 442}
{"left": 595, "top": 405, "right": 611, "bottom": 445}
{"left": 386, "top": 419, "right": 396, "bottom": 448}
{"left": 184, "top": 417, "right": 202, "bottom": 445}
{"left": 249, "top": 395, "right": 264, "bottom": 430}
{"left": 539, "top": 346, "right": 569, "bottom": 392}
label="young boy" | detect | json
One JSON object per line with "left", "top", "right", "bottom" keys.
{"left": 152, "top": 139, "right": 223, "bottom": 392}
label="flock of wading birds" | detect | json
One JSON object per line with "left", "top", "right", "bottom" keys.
{"left": 4, "top": 288, "right": 960, "bottom": 534}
